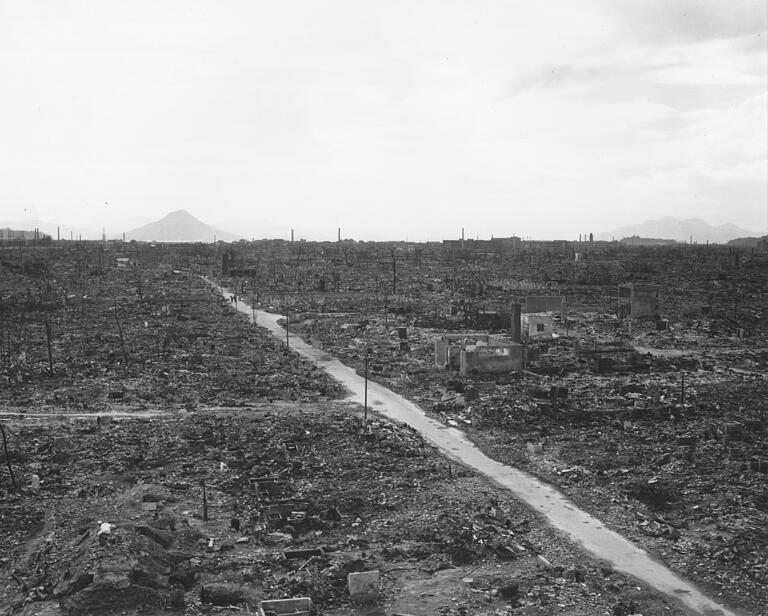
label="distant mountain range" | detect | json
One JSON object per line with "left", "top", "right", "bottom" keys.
{"left": 2, "top": 211, "right": 759, "bottom": 245}
{"left": 124, "top": 210, "right": 241, "bottom": 243}
{"left": 595, "top": 217, "right": 758, "bottom": 244}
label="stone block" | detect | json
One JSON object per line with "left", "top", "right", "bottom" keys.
{"left": 348, "top": 570, "right": 379, "bottom": 604}
{"left": 258, "top": 597, "right": 313, "bottom": 615}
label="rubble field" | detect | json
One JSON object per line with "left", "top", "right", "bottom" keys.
{"left": 1, "top": 239, "right": 766, "bottom": 615}
{"left": 1, "top": 241, "right": 689, "bottom": 616}
{"left": 220, "top": 239, "right": 767, "bottom": 615}
{"left": 1, "top": 408, "right": 689, "bottom": 616}
{"left": 0, "top": 243, "right": 342, "bottom": 411}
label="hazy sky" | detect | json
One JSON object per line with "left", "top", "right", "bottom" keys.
{"left": 1, "top": 0, "right": 766, "bottom": 240}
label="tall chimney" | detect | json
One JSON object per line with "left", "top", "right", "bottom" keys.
{"left": 511, "top": 303, "right": 522, "bottom": 343}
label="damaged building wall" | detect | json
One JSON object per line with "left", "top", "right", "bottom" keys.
{"left": 522, "top": 313, "right": 554, "bottom": 339}
{"left": 618, "top": 284, "right": 661, "bottom": 319}
{"left": 436, "top": 334, "right": 521, "bottom": 374}
{"left": 434, "top": 340, "right": 464, "bottom": 369}
{"left": 459, "top": 343, "right": 523, "bottom": 376}
{"left": 435, "top": 334, "right": 497, "bottom": 368}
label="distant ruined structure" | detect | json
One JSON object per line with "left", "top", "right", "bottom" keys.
{"left": 0, "top": 228, "right": 49, "bottom": 241}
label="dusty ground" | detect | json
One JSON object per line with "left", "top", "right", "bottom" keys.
{"left": 219, "top": 240, "right": 767, "bottom": 615}
{"left": 1, "top": 243, "right": 689, "bottom": 615}
{"left": 2, "top": 240, "right": 765, "bottom": 615}
{"left": 1, "top": 406, "right": 688, "bottom": 616}
{"left": 282, "top": 311, "right": 766, "bottom": 615}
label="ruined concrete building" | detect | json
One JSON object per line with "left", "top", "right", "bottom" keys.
{"left": 435, "top": 334, "right": 523, "bottom": 375}
{"left": 0, "top": 228, "right": 49, "bottom": 241}
{"left": 516, "top": 295, "right": 565, "bottom": 339}
{"left": 522, "top": 312, "right": 553, "bottom": 339}
{"left": 618, "top": 283, "right": 661, "bottom": 319}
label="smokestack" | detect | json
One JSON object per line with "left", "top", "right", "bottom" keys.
{"left": 291, "top": 229, "right": 294, "bottom": 242}
{"left": 338, "top": 227, "right": 341, "bottom": 242}
{"left": 461, "top": 227, "right": 464, "bottom": 250}
{"left": 57, "top": 227, "right": 60, "bottom": 241}
{"left": 511, "top": 303, "right": 522, "bottom": 343}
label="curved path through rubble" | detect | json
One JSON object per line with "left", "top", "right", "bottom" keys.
{"left": 216, "top": 284, "right": 740, "bottom": 616}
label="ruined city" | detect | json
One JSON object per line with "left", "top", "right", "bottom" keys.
{"left": 2, "top": 1, "right": 766, "bottom": 615}
{"left": 0, "top": 230, "right": 766, "bottom": 616}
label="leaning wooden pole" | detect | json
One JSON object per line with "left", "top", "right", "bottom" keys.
{"left": 0, "top": 423, "right": 19, "bottom": 491}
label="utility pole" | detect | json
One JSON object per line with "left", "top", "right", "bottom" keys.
{"left": 391, "top": 251, "right": 396, "bottom": 295}
{"left": 680, "top": 371, "right": 686, "bottom": 405}
{"left": 45, "top": 320, "right": 53, "bottom": 376}
{"left": 251, "top": 277, "right": 256, "bottom": 324}
{"left": 364, "top": 351, "right": 369, "bottom": 422}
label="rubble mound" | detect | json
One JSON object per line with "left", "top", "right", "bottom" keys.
{"left": 51, "top": 518, "right": 194, "bottom": 615}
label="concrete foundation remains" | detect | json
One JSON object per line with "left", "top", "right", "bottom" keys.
{"left": 435, "top": 334, "right": 496, "bottom": 368}
{"left": 435, "top": 334, "right": 523, "bottom": 375}
{"left": 258, "top": 598, "right": 313, "bottom": 616}
{"left": 573, "top": 339, "right": 640, "bottom": 373}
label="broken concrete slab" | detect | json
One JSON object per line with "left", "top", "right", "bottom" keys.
{"left": 348, "top": 570, "right": 380, "bottom": 604}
